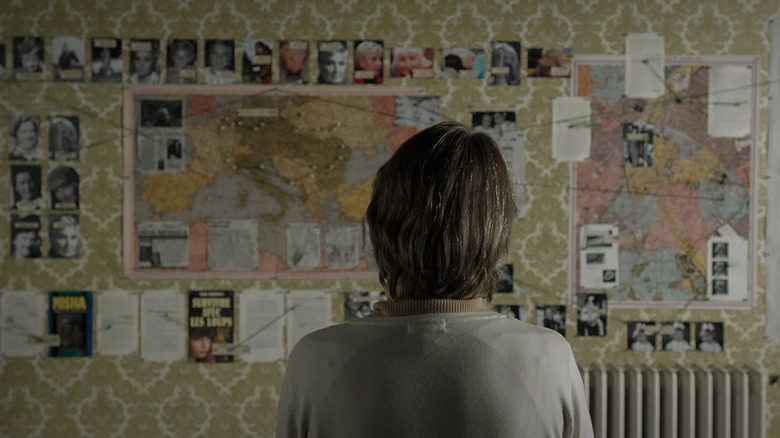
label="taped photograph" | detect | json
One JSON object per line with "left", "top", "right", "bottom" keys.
{"left": 10, "top": 164, "right": 42, "bottom": 210}
{"left": 205, "top": 39, "right": 236, "bottom": 85}
{"left": 695, "top": 322, "right": 724, "bottom": 352}
{"left": 49, "top": 214, "right": 80, "bottom": 259}
{"left": 9, "top": 115, "right": 42, "bottom": 161}
{"left": 207, "top": 219, "right": 258, "bottom": 270}
{"left": 11, "top": 214, "right": 42, "bottom": 259}
{"left": 317, "top": 40, "right": 348, "bottom": 84}
{"left": 137, "top": 221, "right": 188, "bottom": 268}
{"left": 490, "top": 41, "right": 521, "bottom": 85}
{"left": 129, "top": 39, "right": 161, "bottom": 84}
{"left": 49, "top": 165, "right": 80, "bottom": 210}
{"left": 353, "top": 39, "right": 383, "bottom": 84}
{"left": 441, "top": 48, "right": 485, "bottom": 79}
{"left": 286, "top": 223, "right": 321, "bottom": 271}
{"left": 494, "top": 304, "right": 524, "bottom": 320}
{"left": 344, "top": 290, "right": 384, "bottom": 320}
{"left": 394, "top": 96, "right": 440, "bottom": 128}
{"left": 496, "top": 263, "right": 514, "bottom": 293}
{"left": 325, "top": 226, "right": 359, "bottom": 269}
{"left": 167, "top": 39, "right": 197, "bottom": 84}
{"left": 390, "top": 47, "right": 434, "bottom": 78}
{"left": 661, "top": 321, "right": 692, "bottom": 352}
{"left": 13, "top": 36, "right": 44, "bottom": 81}
{"left": 91, "top": 37, "right": 123, "bottom": 83}
{"left": 52, "top": 36, "right": 85, "bottom": 81}
{"left": 527, "top": 47, "right": 571, "bottom": 78}
{"left": 536, "top": 305, "right": 566, "bottom": 336}
{"left": 241, "top": 39, "right": 272, "bottom": 84}
{"left": 279, "top": 40, "right": 309, "bottom": 84}
{"left": 576, "top": 293, "right": 607, "bottom": 337}
{"left": 626, "top": 321, "right": 656, "bottom": 351}
{"left": 49, "top": 116, "right": 80, "bottom": 160}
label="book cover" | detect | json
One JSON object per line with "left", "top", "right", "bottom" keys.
{"left": 188, "top": 290, "right": 234, "bottom": 363}
{"left": 48, "top": 291, "right": 93, "bottom": 357}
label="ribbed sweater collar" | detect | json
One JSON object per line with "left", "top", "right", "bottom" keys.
{"left": 371, "top": 298, "right": 489, "bottom": 317}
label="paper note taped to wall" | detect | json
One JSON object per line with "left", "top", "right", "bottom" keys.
{"left": 625, "top": 33, "right": 665, "bottom": 98}
{"left": 551, "top": 97, "right": 591, "bottom": 162}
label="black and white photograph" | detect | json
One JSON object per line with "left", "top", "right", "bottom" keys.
{"left": 13, "top": 36, "right": 44, "bottom": 81}
{"left": 317, "top": 40, "right": 348, "bottom": 84}
{"left": 344, "top": 290, "right": 384, "bottom": 320}
{"left": 9, "top": 115, "right": 42, "bottom": 161}
{"left": 622, "top": 122, "right": 655, "bottom": 167}
{"left": 91, "top": 37, "right": 123, "bottom": 83}
{"left": 49, "top": 116, "right": 80, "bottom": 160}
{"left": 390, "top": 47, "right": 434, "bottom": 78}
{"left": 10, "top": 165, "right": 42, "bottom": 210}
{"left": 286, "top": 222, "right": 321, "bottom": 270}
{"left": 695, "top": 322, "right": 724, "bottom": 352}
{"left": 494, "top": 304, "right": 524, "bottom": 321}
{"left": 712, "top": 241, "right": 728, "bottom": 258}
{"left": 136, "top": 131, "right": 184, "bottom": 173}
{"left": 140, "top": 99, "right": 183, "bottom": 127}
{"left": 496, "top": 263, "right": 514, "bottom": 293}
{"left": 576, "top": 293, "right": 607, "bottom": 337}
{"left": 586, "top": 253, "right": 605, "bottom": 264}
{"left": 661, "top": 321, "right": 692, "bottom": 352}
{"left": 279, "top": 40, "right": 309, "bottom": 84}
{"left": 49, "top": 214, "right": 80, "bottom": 259}
{"left": 490, "top": 41, "right": 521, "bottom": 86}
{"left": 205, "top": 39, "right": 236, "bottom": 85}
{"left": 11, "top": 214, "right": 42, "bottom": 259}
{"left": 167, "top": 39, "right": 197, "bottom": 84}
{"left": 325, "top": 226, "right": 360, "bottom": 269}
{"left": 52, "top": 36, "right": 85, "bottom": 81}
{"left": 353, "top": 39, "right": 383, "bottom": 84}
{"left": 626, "top": 321, "right": 656, "bottom": 351}
{"left": 712, "top": 261, "right": 728, "bottom": 276}
{"left": 241, "top": 39, "right": 272, "bottom": 84}
{"left": 712, "top": 278, "right": 728, "bottom": 296}
{"left": 536, "top": 305, "right": 566, "bottom": 336}
{"left": 527, "top": 47, "right": 571, "bottom": 78}
{"left": 395, "top": 96, "right": 440, "bottom": 128}
{"left": 602, "top": 269, "right": 616, "bottom": 283}
{"left": 49, "top": 165, "right": 80, "bottom": 210}
{"left": 472, "top": 111, "right": 517, "bottom": 143}
{"left": 137, "top": 221, "right": 188, "bottom": 268}
{"left": 129, "top": 39, "right": 161, "bottom": 84}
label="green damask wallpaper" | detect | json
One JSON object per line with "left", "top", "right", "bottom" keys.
{"left": 1, "top": 0, "right": 779, "bottom": 436}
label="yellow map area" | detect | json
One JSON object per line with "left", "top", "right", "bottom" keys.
{"left": 139, "top": 95, "right": 391, "bottom": 223}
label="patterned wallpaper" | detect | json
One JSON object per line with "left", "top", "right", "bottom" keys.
{"left": 0, "top": 0, "right": 779, "bottom": 436}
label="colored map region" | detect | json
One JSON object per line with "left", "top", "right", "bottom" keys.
{"left": 132, "top": 92, "right": 423, "bottom": 275}
{"left": 573, "top": 63, "right": 752, "bottom": 303}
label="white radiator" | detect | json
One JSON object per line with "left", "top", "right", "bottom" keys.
{"left": 579, "top": 366, "right": 766, "bottom": 438}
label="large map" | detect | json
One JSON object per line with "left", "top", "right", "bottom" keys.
{"left": 123, "top": 86, "right": 436, "bottom": 278}
{"left": 571, "top": 57, "right": 757, "bottom": 307}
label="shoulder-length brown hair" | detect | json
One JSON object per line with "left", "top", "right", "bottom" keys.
{"left": 366, "top": 122, "right": 516, "bottom": 301}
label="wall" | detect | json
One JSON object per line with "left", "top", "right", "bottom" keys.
{"left": 0, "top": 0, "right": 779, "bottom": 436}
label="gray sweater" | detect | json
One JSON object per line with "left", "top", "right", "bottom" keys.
{"left": 276, "top": 298, "right": 594, "bottom": 437}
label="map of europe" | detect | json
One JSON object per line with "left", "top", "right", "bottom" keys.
{"left": 130, "top": 89, "right": 435, "bottom": 276}
{"left": 573, "top": 61, "right": 754, "bottom": 304}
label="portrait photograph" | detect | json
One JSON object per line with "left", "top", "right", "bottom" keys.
{"left": 494, "top": 304, "right": 524, "bottom": 321}
{"left": 241, "top": 38, "right": 272, "bottom": 84}
{"left": 10, "top": 164, "right": 42, "bottom": 210}
{"left": 91, "top": 37, "right": 123, "bottom": 83}
{"left": 205, "top": 39, "right": 236, "bottom": 85}
{"left": 622, "top": 122, "right": 655, "bottom": 168}
{"left": 49, "top": 214, "right": 80, "bottom": 259}
{"left": 129, "top": 39, "right": 161, "bottom": 84}
{"left": 140, "top": 99, "right": 183, "bottom": 128}
{"left": 11, "top": 214, "right": 42, "bottom": 259}
{"left": 441, "top": 48, "right": 485, "bottom": 79}
{"left": 661, "top": 321, "right": 692, "bottom": 352}
{"left": 626, "top": 321, "right": 656, "bottom": 351}
{"left": 353, "top": 39, "right": 383, "bottom": 84}
{"left": 49, "top": 116, "right": 80, "bottom": 160}
{"left": 390, "top": 47, "right": 434, "bottom": 78}
{"left": 576, "top": 293, "right": 607, "bottom": 337}
{"left": 13, "top": 36, "right": 44, "bottom": 81}
{"left": 49, "top": 165, "right": 80, "bottom": 210}
{"left": 52, "top": 36, "right": 85, "bottom": 81}
{"left": 317, "top": 40, "right": 348, "bottom": 85}
{"left": 490, "top": 41, "right": 521, "bottom": 86}
{"left": 167, "top": 39, "right": 197, "bottom": 84}
{"left": 9, "top": 115, "right": 42, "bottom": 161}
{"left": 279, "top": 40, "right": 309, "bottom": 84}
{"left": 695, "top": 322, "right": 724, "bottom": 352}
{"left": 527, "top": 46, "right": 572, "bottom": 78}
{"left": 536, "top": 305, "right": 566, "bottom": 336}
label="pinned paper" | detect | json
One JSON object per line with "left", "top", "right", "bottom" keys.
{"left": 552, "top": 97, "right": 591, "bottom": 161}
{"left": 579, "top": 224, "right": 620, "bottom": 289}
{"left": 625, "top": 33, "right": 665, "bottom": 98}
{"left": 708, "top": 66, "right": 752, "bottom": 138}
{"left": 707, "top": 235, "right": 748, "bottom": 302}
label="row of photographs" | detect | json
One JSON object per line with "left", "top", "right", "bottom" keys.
{"left": 10, "top": 214, "right": 80, "bottom": 259}
{"left": 343, "top": 291, "right": 726, "bottom": 352}
{"left": 0, "top": 288, "right": 726, "bottom": 363}
{"left": 9, "top": 164, "right": 80, "bottom": 212}
{"left": 0, "top": 36, "right": 572, "bottom": 85}
{"left": 7, "top": 115, "right": 80, "bottom": 162}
